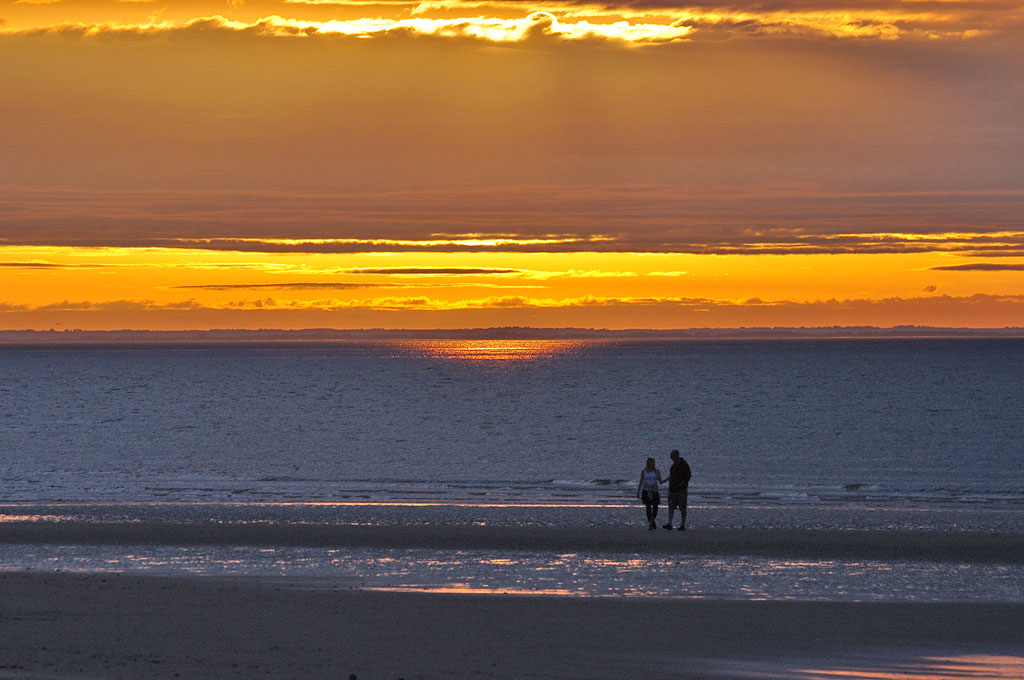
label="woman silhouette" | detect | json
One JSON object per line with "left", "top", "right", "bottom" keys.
{"left": 636, "top": 457, "right": 665, "bottom": 530}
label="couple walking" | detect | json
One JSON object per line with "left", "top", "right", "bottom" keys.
{"left": 636, "top": 450, "right": 690, "bottom": 531}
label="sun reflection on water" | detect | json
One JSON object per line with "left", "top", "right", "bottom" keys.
{"left": 398, "top": 339, "right": 585, "bottom": 362}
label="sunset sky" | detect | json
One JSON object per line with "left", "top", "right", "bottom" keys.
{"left": 2, "top": 0, "right": 1023, "bottom": 330}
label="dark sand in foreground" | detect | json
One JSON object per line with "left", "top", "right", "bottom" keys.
{"left": 2, "top": 571, "right": 1022, "bottom": 680}
{"left": 3, "top": 526, "right": 1022, "bottom": 678}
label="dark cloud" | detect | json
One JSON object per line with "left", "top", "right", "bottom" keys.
{"left": 171, "top": 276, "right": 526, "bottom": 290}
{"left": 965, "top": 250, "right": 1024, "bottom": 257}
{"left": 0, "top": 261, "right": 103, "bottom": 268}
{"left": 930, "top": 263, "right": 1024, "bottom": 271}
{"left": 172, "top": 282, "right": 394, "bottom": 291}
{"left": 3, "top": 188, "right": 1022, "bottom": 255}
{"left": 33, "top": 300, "right": 207, "bottom": 312}
{"left": 341, "top": 268, "right": 522, "bottom": 275}
{"left": 583, "top": 0, "right": 1022, "bottom": 12}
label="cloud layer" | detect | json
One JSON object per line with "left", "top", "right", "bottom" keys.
{"left": 3, "top": 187, "right": 1023, "bottom": 256}
{"left": 5, "top": 293, "right": 1022, "bottom": 331}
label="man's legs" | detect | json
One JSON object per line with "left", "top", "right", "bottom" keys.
{"left": 663, "top": 492, "right": 677, "bottom": 529}
{"left": 678, "top": 489, "right": 688, "bottom": 530}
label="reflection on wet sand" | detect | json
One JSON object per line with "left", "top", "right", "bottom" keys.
{"left": 2, "top": 544, "right": 1021, "bottom": 602}
{"left": 368, "top": 586, "right": 577, "bottom": 597}
{"left": 0, "top": 514, "right": 72, "bottom": 523}
{"left": 709, "top": 655, "right": 1024, "bottom": 680}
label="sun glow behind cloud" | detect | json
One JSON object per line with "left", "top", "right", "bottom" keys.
{"left": 252, "top": 12, "right": 694, "bottom": 42}
{"left": 15, "top": 12, "right": 691, "bottom": 44}
{"left": 3, "top": 0, "right": 1022, "bottom": 41}
{"left": 0, "top": 11, "right": 695, "bottom": 44}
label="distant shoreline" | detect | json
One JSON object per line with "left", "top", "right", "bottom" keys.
{"left": 2, "top": 326, "right": 1023, "bottom": 343}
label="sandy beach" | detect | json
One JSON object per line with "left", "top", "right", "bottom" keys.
{"left": 3, "top": 521, "right": 1023, "bottom": 679}
{"left": 1, "top": 570, "right": 1021, "bottom": 680}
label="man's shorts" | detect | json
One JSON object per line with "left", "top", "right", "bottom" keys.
{"left": 667, "top": 489, "right": 687, "bottom": 511}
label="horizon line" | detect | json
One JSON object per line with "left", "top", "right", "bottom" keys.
{"left": 1, "top": 326, "right": 1023, "bottom": 343}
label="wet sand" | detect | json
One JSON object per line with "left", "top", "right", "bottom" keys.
{"left": 2, "top": 521, "right": 1022, "bottom": 563}
{"left": 2, "top": 525, "right": 1022, "bottom": 678}
{"left": 2, "top": 571, "right": 1022, "bottom": 679}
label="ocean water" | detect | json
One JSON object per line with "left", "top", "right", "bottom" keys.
{"left": 2, "top": 339, "right": 1021, "bottom": 512}
{"left": 2, "top": 339, "right": 1022, "bottom": 600}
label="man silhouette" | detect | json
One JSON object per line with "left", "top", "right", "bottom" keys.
{"left": 662, "top": 449, "right": 691, "bottom": 531}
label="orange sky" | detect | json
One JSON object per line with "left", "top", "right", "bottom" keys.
{"left": 2, "top": 0, "right": 1023, "bottom": 330}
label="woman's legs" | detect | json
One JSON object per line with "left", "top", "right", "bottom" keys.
{"left": 643, "top": 492, "right": 660, "bottom": 528}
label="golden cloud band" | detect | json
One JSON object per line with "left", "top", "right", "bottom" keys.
{"left": 4, "top": 0, "right": 1021, "bottom": 41}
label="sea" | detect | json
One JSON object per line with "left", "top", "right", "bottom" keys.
{"left": 1, "top": 338, "right": 1022, "bottom": 601}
